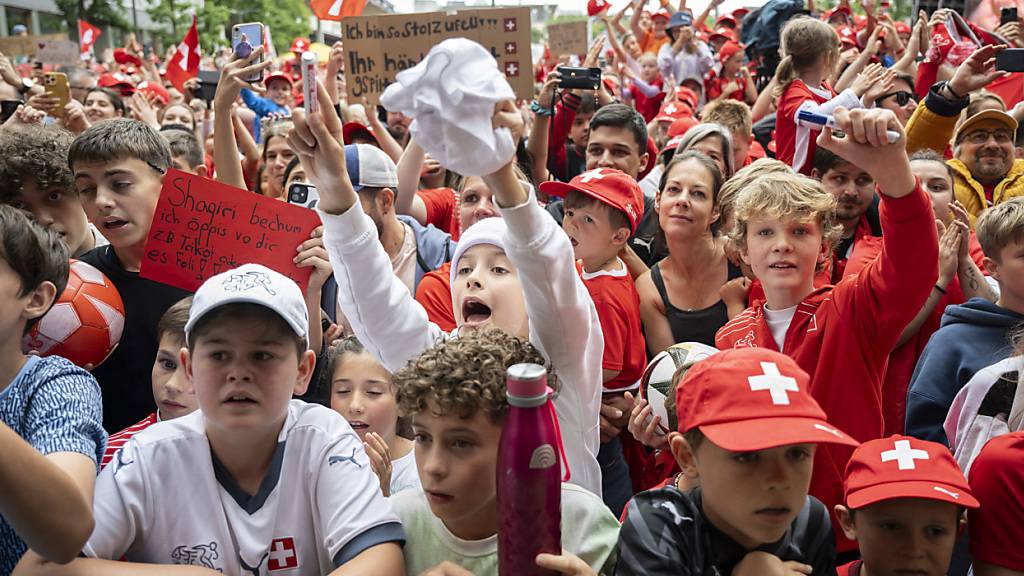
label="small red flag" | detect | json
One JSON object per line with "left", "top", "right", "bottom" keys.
{"left": 165, "top": 16, "right": 200, "bottom": 93}
{"left": 78, "top": 20, "right": 102, "bottom": 56}
{"left": 311, "top": 0, "right": 368, "bottom": 21}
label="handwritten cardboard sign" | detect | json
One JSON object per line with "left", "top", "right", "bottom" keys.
{"left": 140, "top": 170, "right": 322, "bottom": 293}
{"left": 547, "top": 20, "right": 587, "bottom": 57}
{"left": 342, "top": 7, "right": 532, "bottom": 104}
{"left": 35, "top": 40, "right": 80, "bottom": 66}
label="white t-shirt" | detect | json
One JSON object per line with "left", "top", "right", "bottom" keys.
{"left": 392, "top": 483, "right": 620, "bottom": 575}
{"left": 391, "top": 221, "right": 418, "bottom": 295}
{"left": 389, "top": 449, "right": 421, "bottom": 496}
{"left": 764, "top": 305, "right": 797, "bottom": 351}
{"left": 84, "top": 400, "right": 403, "bottom": 574}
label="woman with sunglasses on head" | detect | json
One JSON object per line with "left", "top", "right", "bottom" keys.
{"left": 875, "top": 73, "right": 918, "bottom": 127}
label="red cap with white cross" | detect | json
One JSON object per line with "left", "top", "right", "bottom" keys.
{"left": 675, "top": 348, "right": 858, "bottom": 451}
{"left": 539, "top": 168, "right": 644, "bottom": 233}
{"left": 844, "top": 435, "right": 979, "bottom": 509}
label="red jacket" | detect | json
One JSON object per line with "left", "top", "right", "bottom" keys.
{"left": 715, "top": 182, "right": 939, "bottom": 553}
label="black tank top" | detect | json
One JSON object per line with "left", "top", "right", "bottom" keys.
{"left": 649, "top": 260, "right": 743, "bottom": 347}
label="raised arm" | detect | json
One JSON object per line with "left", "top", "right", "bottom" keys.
{"left": 527, "top": 71, "right": 561, "bottom": 184}
{"left": 213, "top": 48, "right": 272, "bottom": 190}
{"left": 629, "top": 0, "right": 646, "bottom": 41}
{"left": 364, "top": 102, "right": 405, "bottom": 164}
{"left": 395, "top": 138, "right": 430, "bottom": 224}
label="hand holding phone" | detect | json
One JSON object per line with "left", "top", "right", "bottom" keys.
{"left": 301, "top": 51, "right": 318, "bottom": 115}
{"left": 232, "top": 23, "right": 265, "bottom": 83}
{"left": 42, "top": 72, "right": 70, "bottom": 118}
{"left": 1002, "top": 6, "right": 1019, "bottom": 27}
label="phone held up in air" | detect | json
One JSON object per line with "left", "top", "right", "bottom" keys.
{"left": 288, "top": 182, "right": 320, "bottom": 210}
{"left": 557, "top": 66, "right": 602, "bottom": 90}
{"left": 1002, "top": 6, "right": 1018, "bottom": 26}
{"left": 42, "top": 72, "right": 70, "bottom": 118}
{"left": 232, "top": 22, "right": 265, "bottom": 83}
{"left": 996, "top": 48, "right": 1024, "bottom": 72}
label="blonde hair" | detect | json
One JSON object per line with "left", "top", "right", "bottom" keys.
{"left": 977, "top": 197, "right": 1024, "bottom": 262}
{"left": 701, "top": 99, "right": 754, "bottom": 141}
{"left": 728, "top": 171, "right": 843, "bottom": 252}
{"left": 718, "top": 158, "right": 792, "bottom": 237}
{"left": 772, "top": 16, "right": 840, "bottom": 99}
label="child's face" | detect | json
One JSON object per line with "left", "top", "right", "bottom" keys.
{"left": 412, "top": 406, "right": 503, "bottom": 540}
{"left": 741, "top": 215, "right": 829, "bottom": 295}
{"left": 151, "top": 333, "right": 196, "bottom": 420}
{"left": 678, "top": 436, "right": 816, "bottom": 549}
{"left": 7, "top": 179, "right": 91, "bottom": 257}
{"left": 624, "top": 36, "right": 642, "bottom": 59}
{"left": 458, "top": 177, "right": 499, "bottom": 235}
{"left": 986, "top": 240, "right": 1024, "bottom": 300}
{"left": 730, "top": 131, "right": 750, "bottom": 174}
{"left": 652, "top": 17, "right": 668, "bottom": 37}
{"left": 570, "top": 112, "right": 593, "bottom": 151}
{"left": 817, "top": 163, "right": 875, "bottom": 225}
{"left": 586, "top": 125, "right": 649, "bottom": 180}
{"left": 911, "top": 159, "right": 954, "bottom": 223}
{"left": 266, "top": 79, "right": 292, "bottom": 107}
{"left": 639, "top": 56, "right": 659, "bottom": 82}
{"left": 837, "top": 500, "right": 961, "bottom": 576}
{"left": 723, "top": 53, "right": 743, "bottom": 75}
{"left": 161, "top": 104, "right": 195, "bottom": 130}
{"left": 184, "top": 317, "right": 313, "bottom": 436}
{"left": 330, "top": 351, "right": 398, "bottom": 443}
{"left": 452, "top": 244, "right": 528, "bottom": 339}
{"left": 75, "top": 157, "right": 163, "bottom": 257}
{"left": 563, "top": 201, "right": 626, "bottom": 263}
{"left": 264, "top": 137, "right": 295, "bottom": 198}
{"left": 657, "top": 157, "right": 720, "bottom": 236}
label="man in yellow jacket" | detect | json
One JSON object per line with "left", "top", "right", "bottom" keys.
{"left": 905, "top": 45, "right": 1024, "bottom": 224}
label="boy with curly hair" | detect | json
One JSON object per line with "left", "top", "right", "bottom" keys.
{"left": 391, "top": 329, "right": 619, "bottom": 575}
{"left": 0, "top": 125, "right": 107, "bottom": 257}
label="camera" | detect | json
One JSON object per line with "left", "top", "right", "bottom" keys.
{"left": 557, "top": 66, "right": 602, "bottom": 90}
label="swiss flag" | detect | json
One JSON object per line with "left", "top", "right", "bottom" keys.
{"left": 78, "top": 20, "right": 102, "bottom": 56}
{"left": 267, "top": 538, "right": 299, "bottom": 571}
{"left": 311, "top": 0, "right": 368, "bottom": 21}
{"left": 165, "top": 16, "right": 200, "bottom": 93}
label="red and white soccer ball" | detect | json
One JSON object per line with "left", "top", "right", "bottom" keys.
{"left": 23, "top": 260, "right": 125, "bottom": 368}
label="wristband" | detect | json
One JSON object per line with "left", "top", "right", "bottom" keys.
{"left": 530, "top": 101, "right": 554, "bottom": 116}
{"left": 943, "top": 82, "right": 964, "bottom": 101}
{"left": 934, "top": 283, "right": 947, "bottom": 295}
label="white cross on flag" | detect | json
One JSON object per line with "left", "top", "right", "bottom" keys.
{"left": 78, "top": 20, "right": 102, "bottom": 57}
{"left": 881, "top": 439, "right": 929, "bottom": 470}
{"left": 267, "top": 537, "right": 299, "bottom": 571}
{"left": 579, "top": 169, "right": 607, "bottom": 183}
{"left": 165, "top": 16, "right": 200, "bottom": 92}
{"left": 747, "top": 361, "right": 799, "bottom": 405}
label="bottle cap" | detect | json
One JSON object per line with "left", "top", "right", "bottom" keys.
{"left": 507, "top": 363, "right": 547, "bottom": 400}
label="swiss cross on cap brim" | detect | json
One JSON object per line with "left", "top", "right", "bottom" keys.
{"left": 700, "top": 416, "right": 859, "bottom": 453}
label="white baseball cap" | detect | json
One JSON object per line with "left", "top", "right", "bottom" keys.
{"left": 345, "top": 143, "right": 398, "bottom": 191}
{"left": 185, "top": 263, "right": 308, "bottom": 345}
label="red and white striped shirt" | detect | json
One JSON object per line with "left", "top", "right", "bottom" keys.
{"left": 100, "top": 412, "right": 158, "bottom": 469}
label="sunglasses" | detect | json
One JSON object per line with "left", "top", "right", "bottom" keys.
{"left": 877, "top": 90, "right": 917, "bottom": 107}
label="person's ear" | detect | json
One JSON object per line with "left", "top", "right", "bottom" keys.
{"left": 668, "top": 432, "right": 700, "bottom": 480}
{"left": 983, "top": 256, "right": 1000, "bottom": 280}
{"left": 639, "top": 151, "right": 650, "bottom": 173}
{"left": 379, "top": 187, "right": 395, "bottom": 214}
{"left": 22, "top": 280, "right": 57, "bottom": 322}
{"left": 293, "top": 349, "right": 316, "bottom": 396}
{"left": 180, "top": 346, "right": 194, "bottom": 388}
{"left": 834, "top": 504, "right": 858, "bottom": 541}
{"left": 811, "top": 168, "right": 820, "bottom": 180}
{"left": 612, "top": 226, "right": 631, "bottom": 246}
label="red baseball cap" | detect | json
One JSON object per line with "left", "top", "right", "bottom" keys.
{"left": 97, "top": 73, "right": 135, "bottom": 96}
{"left": 652, "top": 9, "right": 671, "bottom": 20}
{"left": 715, "top": 14, "right": 737, "bottom": 28}
{"left": 343, "top": 122, "right": 380, "bottom": 147}
{"left": 675, "top": 86, "right": 699, "bottom": 110}
{"left": 663, "top": 134, "right": 685, "bottom": 153}
{"left": 587, "top": 0, "right": 610, "bottom": 17}
{"left": 539, "top": 168, "right": 644, "bottom": 233}
{"left": 718, "top": 40, "right": 744, "bottom": 63}
{"left": 825, "top": 5, "right": 852, "bottom": 21}
{"left": 838, "top": 26, "right": 858, "bottom": 48}
{"left": 675, "top": 348, "right": 858, "bottom": 451}
{"left": 894, "top": 21, "right": 912, "bottom": 35}
{"left": 709, "top": 27, "right": 738, "bottom": 43}
{"left": 291, "top": 37, "right": 311, "bottom": 54}
{"left": 732, "top": 7, "right": 750, "bottom": 19}
{"left": 136, "top": 81, "right": 169, "bottom": 106}
{"left": 264, "top": 72, "right": 294, "bottom": 87}
{"left": 667, "top": 115, "right": 698, "bottom": 139}
{"left": 844, "top": 435, "right": 979, "bottom": 509}
{"left": 113, "top": 48, "right": 143, "bottom": 68}
{"left": 657, "top": 100, "right": 692, "bottom": 123}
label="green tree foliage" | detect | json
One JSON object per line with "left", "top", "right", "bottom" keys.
{"left": 224, "top": 0, "right": 314, "bottom": 54}
{"left": 148, "top": 0, "right": 231, "bottom": 52}
{"left": 54, "top": 0, "right": 132, "bottom": 41}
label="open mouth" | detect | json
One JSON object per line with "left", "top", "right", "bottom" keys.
{"left": 102, "top": 218, "right": 128, "bottom": 231}
{"left": 462, "top": 298, "right": 492, "bottom": 324}
{"left": 348, "top": 420, "right": 370, "bottom": 431}
{"left": 768, "top": 262, "right": 796, "bottom": 270}
{"left": 224, "top": 393, "right": 257, "bottom": 406}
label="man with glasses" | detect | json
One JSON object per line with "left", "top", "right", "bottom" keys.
{"left": 905, "top": 45, "right": 1024, "bottom": 223}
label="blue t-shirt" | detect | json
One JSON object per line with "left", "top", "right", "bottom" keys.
{"left": 0, "top": 355, "right": 106, "bottom": 573}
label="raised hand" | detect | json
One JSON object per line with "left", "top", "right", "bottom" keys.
{"left": 948, "top": 44, "right": 1009, "bottom": 98}
{"left": 287, "top": 80, "right": 353, "bottom": 215}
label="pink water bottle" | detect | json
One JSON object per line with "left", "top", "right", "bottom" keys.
{"left": 497, "top": 363, "right": 562, "bottom": 576}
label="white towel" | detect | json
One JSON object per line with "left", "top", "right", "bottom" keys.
{"left": 380, "top": 38, "right": 516, "bottom": 177}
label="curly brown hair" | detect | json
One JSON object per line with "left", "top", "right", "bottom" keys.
{"left": 393, "top": 329, "right": 558, "bottom": 424}
{"left": 0, "top": 126, "right": 75, "bottom": 204}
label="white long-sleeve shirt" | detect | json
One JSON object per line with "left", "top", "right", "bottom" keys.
{"left": 318, "top": 185, "right": 604, "bottom": 497}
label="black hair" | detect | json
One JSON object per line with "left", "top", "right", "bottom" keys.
{"left": 85, "top": 87, "right": 126, "bottom": 116}
{"left": 283, "top": 156, "right": 303, "bottom": 186}
{"left": 564, "top": 189, "right": 632, "bottom": 234}
{"left": 589, "top": 103, "right": 648, "bottom": 152}
{"left": 0, "top": 205, "right": 69, "bottom": 333}
{"left": 812, "top": 146, "right": 850, "bottom": 177}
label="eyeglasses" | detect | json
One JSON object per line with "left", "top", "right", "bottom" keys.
{"left": 964, "top": 129, "right": 1014, "bottom": 146}
{"left": 876, "top": 90, "right": 917, "bottom": 107}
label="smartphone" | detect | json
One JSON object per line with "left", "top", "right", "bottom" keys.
{"left": 300, "top": 51, "right": 318, "bottom": 115}
{"left": 232, "top": 22, "right": 265, "bottom": 83}
{"left": 198, "top": 70, "right": 220, "bottom": 102}
{"left": 287, "top": 182, "right": 319, "bottom": 209}
{"left": 42, "top": 72, "right": 70, "bottom": 118}
{"left": 1003, "top": 6, "right": 1019, "bottom": 26}
{"left": 557, "top": 66, "right": 602, "bottom": 90}
{"left": 997, "top": 48, "right": 1024, "bottom": 71}
{"left": 0, "top": 100, "right": 21, "bottom": 123}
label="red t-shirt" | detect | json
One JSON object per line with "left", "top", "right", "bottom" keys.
{"left": 836, "top": 560, "right": 862, "bottom": 576}
{"left": 580, "top": 263, "right": 647, "bottom": 393}
{"left": 417, "top": 187, "right": 461, "bottom": 241}
{"left": 704, "top": 70, "right": 750, "bottom": 103}
{"left": 415, "top": 262, "right": 456, "bottom": 333}
{"left": 632, "top": 76, "right": 666, "bottom": 123}
{"left": 969, "top": 431, "right": 1024, "bottom": 571}
{"left": 100, "top": 411, "right": 159, "bottom": 469}
{"left": 776, "top": 79, "right": 834, "bottom": 175}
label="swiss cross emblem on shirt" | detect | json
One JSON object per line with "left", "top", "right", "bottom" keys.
{"left": 268, "top": 537, "right": 299, "bottom": 571}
